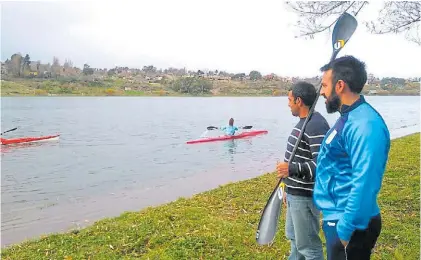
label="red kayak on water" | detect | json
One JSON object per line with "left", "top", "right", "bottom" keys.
{"left": 1, "top": 134, "right": 60, "bottom": 145}
{"left": 186, "top": 130, "right": 268, "bottom": 144}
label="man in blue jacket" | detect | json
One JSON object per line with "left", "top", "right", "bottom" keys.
{"left": 313, "top": 55, "right": 390, "bottom": 260}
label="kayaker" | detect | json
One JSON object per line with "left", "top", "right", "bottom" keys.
{"left": 220, "top": 118, "right": 239, "bottom": 136}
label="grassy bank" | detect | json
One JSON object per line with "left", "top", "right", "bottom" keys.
{"left": 2, "top": 78, "right": 420, "bottom": 97}
{"left": 0, "top": 78, "right": 280, "bottom": 97}
{"left": 2, "top": 133, "right": 419, "bottom": 259}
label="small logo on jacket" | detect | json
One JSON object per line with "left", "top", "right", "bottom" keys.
{"left": 325, "top": 129, "right": 337, "bottom": 144}
{"left": 327, "top": 222, "right": 336, "bottom": 227}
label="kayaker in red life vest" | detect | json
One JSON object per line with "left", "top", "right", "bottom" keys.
{"left": 220, "top": 118, "right": 239, "bottom": 136}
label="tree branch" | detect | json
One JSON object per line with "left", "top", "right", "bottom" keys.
{"left": 286, "top": 1, "right": 363, "bottom": 39}
{"left": 285, "top": 1, "right": 421, "bottom": 45}
{"left": 286, "top": 1, "right": 347, "bottom": 16}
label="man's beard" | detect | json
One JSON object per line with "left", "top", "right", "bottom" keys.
{"left": 326, "top": 89, "right": 341, "bottom": 113}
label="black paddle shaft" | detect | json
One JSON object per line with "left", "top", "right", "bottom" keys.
{"left": 207, "top": 125, "right": 252, "bottom": 130}
{"left": 1, "top": 127, "right": 17, "bottom": 135}
{"left": 289, "top": 12, "right": 358, "bottom": 165}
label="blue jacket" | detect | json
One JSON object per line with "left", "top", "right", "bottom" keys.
{"left": 313, "top": 95, "right": 390, "bottom": 242}
{"left": 220, "top": 125, "right": 239, "bottom": 136}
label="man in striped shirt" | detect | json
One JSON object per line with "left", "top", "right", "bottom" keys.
{"left": 277, "top": 81, "right": 330, "bottom": 260}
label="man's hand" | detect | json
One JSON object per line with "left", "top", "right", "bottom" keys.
{"left": 340, "top": 239, "right": 349, "bottom": 247}
{"left": 276, "top": 162, "right": 289, "bottom": 178}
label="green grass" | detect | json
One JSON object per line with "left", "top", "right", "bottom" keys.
{"left": 2, "top": 133, "right": 419, "bottom": 259}
{"left": 3, "top": 78, "right": 418, "bottom": 97}
{"left": 1, "top": 80, "right": 35, "bottom": 95}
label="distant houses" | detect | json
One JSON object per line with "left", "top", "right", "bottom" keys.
{"left": 1, "top": 53, "right": 419, "bottom": 97}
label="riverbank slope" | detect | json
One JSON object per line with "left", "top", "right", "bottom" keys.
{"left": 2, "top": 133, "right": 419, "bottom": 259}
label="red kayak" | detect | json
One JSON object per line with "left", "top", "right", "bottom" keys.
{"left": 186, "top": 130, "right": 268, "bottom": 144}
{"left": 1, "top": 134, "right": 60, "bottom": 145}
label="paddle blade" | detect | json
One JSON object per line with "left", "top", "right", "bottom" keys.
{"left": 331, "top": 12, "right": 358, "bottom": 60}
{"left": 256, "top": 182, "right": 284, "bottom": 245}
{"left": 242, "top": 126, "right": 253, "bottom": 129}
{"left": 207, "top": 126, "right": 218, "bottom": 130}
{"left": 1, "top": 127, "right": 17, "bottom": 135}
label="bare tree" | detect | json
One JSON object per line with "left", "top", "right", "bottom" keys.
{"left": 366, "top": 2, "right": 420, "bottom": 45}
{"left": 52, "top": 56, "right": 60, "bottom": 67}
{"left": 63, "top": 59, "right": 76, "bottom": 76}
{"left": 9, "top": 53, "right": 23, "bottom": 77}
{"left": 51, "top": 56, "right": 61, "bottom": 77}
{"left": 63, "top": 59, "right": 73, "bottom": 68}
{"left": 285, "top": 1, "right": 421, "bottom": 45}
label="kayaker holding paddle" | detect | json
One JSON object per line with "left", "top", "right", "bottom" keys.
{"left": 205, "top": 118, "right": 248, "bottom": 136}
{"left": 220, "top": 118, "right": 239, "bottom": 136}
{"left": 187, "top": 123, "right": 266, "bottom": 144}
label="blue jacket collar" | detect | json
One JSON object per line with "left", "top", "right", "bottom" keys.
{"left": 340, "top": 95, "right": 365, "bottom": 115}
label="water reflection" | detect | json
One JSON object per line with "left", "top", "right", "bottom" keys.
{"left": 223, "top": 138, "right": 256, "bottom": 164}
{"left": 225, "top": 140, "right": 237, "bottom": 154}
{"left": 0, "top": 141, "right": 60, "bottom": 154}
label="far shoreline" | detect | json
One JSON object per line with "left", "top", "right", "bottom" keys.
{"left": 1, "top": 93, "right": 420, "bottom": 98}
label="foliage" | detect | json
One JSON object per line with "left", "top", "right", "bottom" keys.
{"left": 58, "top": 86, "right": 73, "bottom": 94}
{"left": 1, "top": 76, "right": 418, "bottom": 97}
{"left": 34, "top": 89, "right": 48, "bottom": 96}
{"left": 272, "top": 89, "right": 282, "bottom": 96}
{"left": 83, "top": 64, "right": 94, "bottom": 75}
{"left": 170, "top": 77, "right": 212, "bottom": 95}
{"left": 249, "top": 71, "right": 262, "bottom": 81}
{"left": 380, "top": 77, "right": 406, "bottom": 87}
{"left": 232, "top": 73, "right": 246, "bottom": 80}
{"left": 23, "top": 54, "right": 31, "bottom": 71}
{"left": 142, "top": 65, "right": 157, "bottom": 75}
{"left": 105, "top": 88, "right": 116, "bottom": 96}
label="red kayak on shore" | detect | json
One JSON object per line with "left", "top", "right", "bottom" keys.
{"left": 186, "top": 130, "right": 268, "bottom": 144}
{"left": 1, "top": 134, "right": 60, "bottom": 145}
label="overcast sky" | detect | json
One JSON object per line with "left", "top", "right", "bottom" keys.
{"left": 1, "top": 0, "right": 420, "bottom": 78}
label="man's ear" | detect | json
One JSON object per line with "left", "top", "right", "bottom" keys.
{"left": 335, "top": 80, "right": 346, "bottom": 94}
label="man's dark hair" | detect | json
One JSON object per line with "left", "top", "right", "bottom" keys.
{"left": 320, "top": 55, "right": 367, "bottom": 94}
{"left": 289, "top": 81, "right": 317, "bottom": 107}
{"left": 229, "top": 118, "right": 234, "bottom": 126}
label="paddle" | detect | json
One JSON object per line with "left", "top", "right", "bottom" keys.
{"left": 207, "top": 125, "right": 253, "bottom": 130}
{"left": 255, "top": 12, "right": 358, "bottom": 246}
{"left": 1, "top": 127, "right": 17, "bottom": 136}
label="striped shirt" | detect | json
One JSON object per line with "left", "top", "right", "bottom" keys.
{"left": 283, "top": 111, "right": 330, "bottom": 197}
